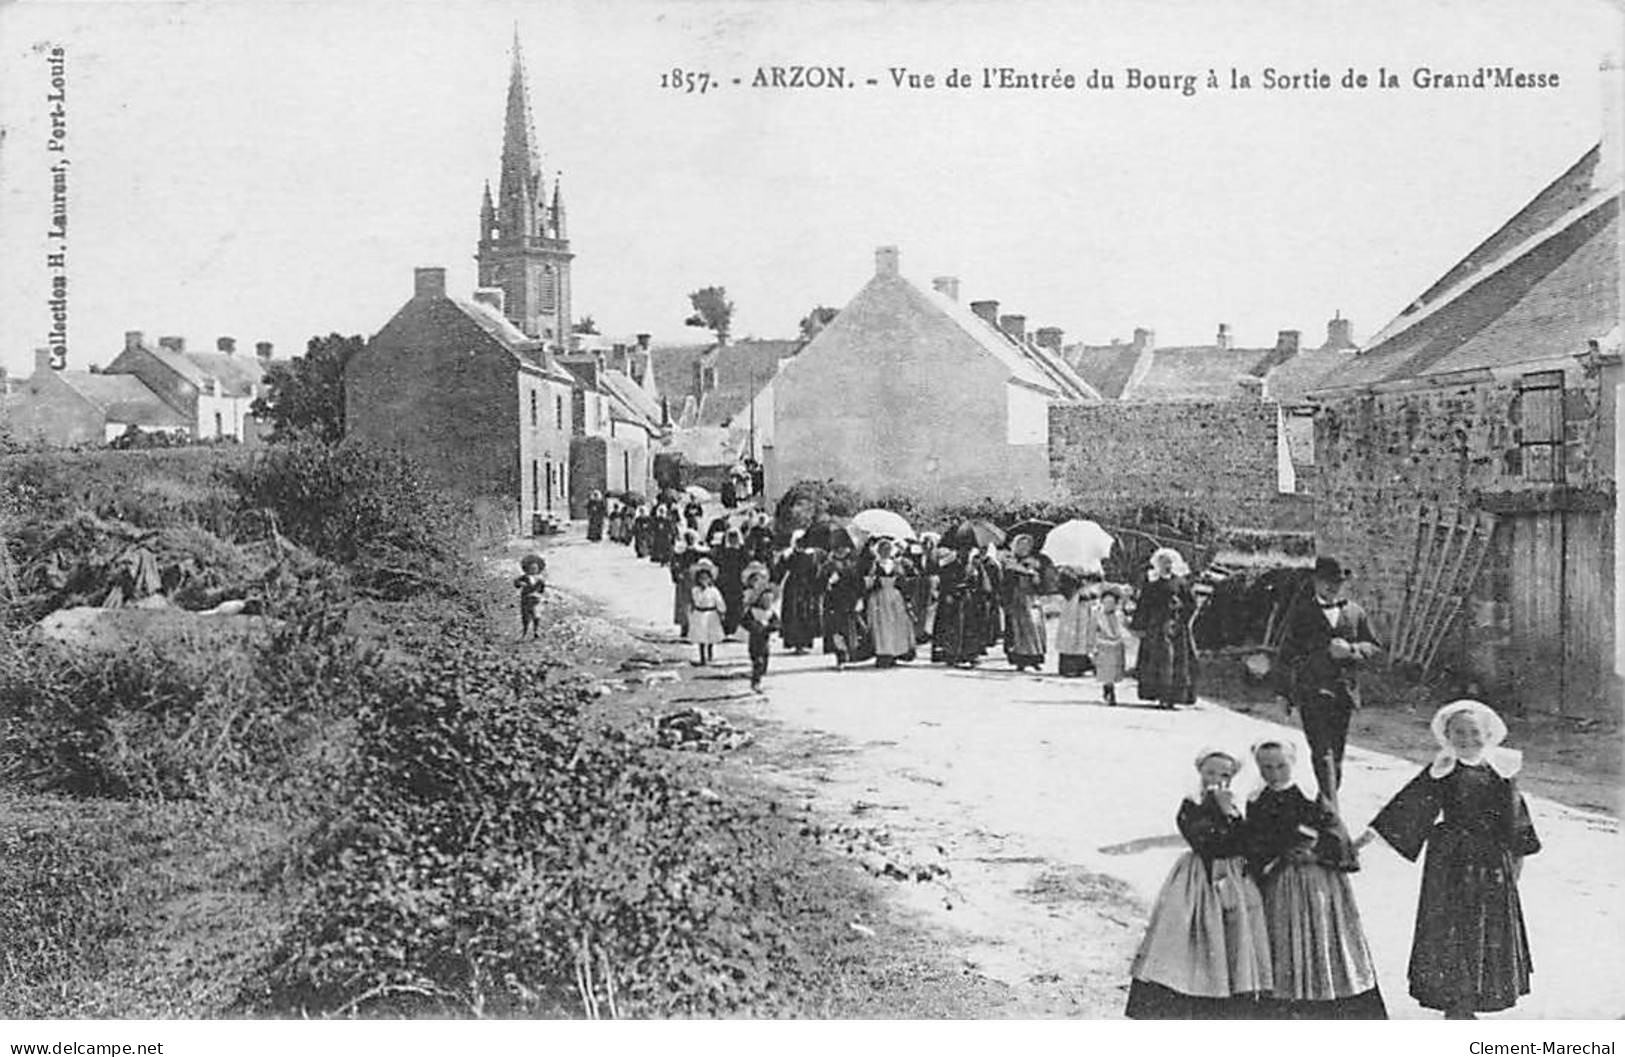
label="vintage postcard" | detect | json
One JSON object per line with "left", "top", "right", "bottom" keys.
{"left": 0, "top": 0, "right": 1621, "bottom": 1046}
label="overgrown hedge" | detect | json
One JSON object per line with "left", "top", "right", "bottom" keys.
{"left": 253, "top": 623, "right": 826, "bottom": 1018}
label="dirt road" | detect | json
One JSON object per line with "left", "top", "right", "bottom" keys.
{"left": 538, "top": 531, "right": 1625, "bottom": 1019}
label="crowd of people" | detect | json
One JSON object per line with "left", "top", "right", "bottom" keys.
{"left": 563, "top": 496, "right": 1545, "bottom": 1022}
{"left": 583, "top": 489, "right": 1211, "bottom": 704}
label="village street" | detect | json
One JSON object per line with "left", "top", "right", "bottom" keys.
{"left": 539, "top": 528, "right": 1625, "bottom": 1020}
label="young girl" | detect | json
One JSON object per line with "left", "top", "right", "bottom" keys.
{"left": 513, "top": 554, "right": 547, "bottom": 640}
{"left": 687, "top": 561, "right": 725, "bottom": 666}
{"left": 1126, "top": 747, "right": 1273, "bottom": 1019}
{"left": 1356, "top": 700, "right": 1540, "bottom": 1019}
{"left": 1246, "top": 739, "right": 1386, "bottom": 1019}
{"left": 1084, "top": 586, "right": 1130, "bottom": 706}
{"left": 741, "top": 562, "right": 780, "bottom": 692}
{"left": 1053, "top": 571, "right": 1095, "bottom": 678}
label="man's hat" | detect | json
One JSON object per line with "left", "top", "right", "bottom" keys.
{"left": 1313, "top": 556, "right": 1352, "bottom": 582}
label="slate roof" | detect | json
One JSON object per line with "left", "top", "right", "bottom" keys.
{"left": 598, "top": 369, "right": 664, "bottom": 429}
{"left": 55, "top": 372, "right": 188, "bottom": 427}
{"left": 649, "top": 343, "right": 719, "bottom": 407}
{"left": 1122, "top": 346, "right": 1277, "bottom": 401}
{"left": 695, "top": 340, "right": 802, "bottom": 428}
{"left": 452, "top": 296, "right": 576, "bottom": 385}
{"left": 1063, "top": 344, "right": 1143, "bottom": 399}
{"left": 1314, "top": 147, "right": 1620, "bottom": 393}
{"left": 917, "top": 283, "right": 1098, "bottom": 400}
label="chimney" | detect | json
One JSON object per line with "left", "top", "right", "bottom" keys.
{"left": 414, "top": 267, "right": 447, "bottom": 299}
{"left": 636, "top": 333, "right": 651, "bottom": 350}
{"left": 874, "top": 245, "right": 900, "bottom": 277}
{"left": 1035, "top": 327, "right": 1064, "bottom": 350}
{"left": 255, "top": 341, "right": 273, "bottom": 360}
{"left": 1276, "top": 329, "right": 1301, "bottom": 357}
{"left": 34, "top": 347, "right": 52, "bottom": 375}
{"left": 159, "top": 335, "right": 186, "bottom": 353}
{"left": 1132, "top": 327, "right": 1156, "bottom": 351}
{"left": 1237, "top": 376, "right": 1266, "bottom": 400}
{"left": 1216, "top": 323, "right": 1232, "bottom": 350}
{"left": 999, "top": 314, "right": 1028, "bottom": 343}
{"left": 217, "top": 336, "right": 236, "bottom": 356}
{"left": 1323, "top": 312, "right": 1355, "bottom": 351}
{"left": 932, "top": 276, "right": 961, "bottom": 302}
{"left": 473, "top": 287, "right": 506, "bottom": 314}
{"left": 125, "top": 330, "right": 144, "bottom": 352}
{"left": 1601, "top": 53, "right": 1622, "bottom": 187}
{"left": 970, "top": 300, "right": 1000, "bottom": 326}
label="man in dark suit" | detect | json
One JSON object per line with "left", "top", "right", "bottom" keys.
{"left": 1276, "top": 556, "right": 1383, "bottom": 807}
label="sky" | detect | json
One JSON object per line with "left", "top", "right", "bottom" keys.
{"left": 0, "top": 0, "right": 1620, "bottom": 380}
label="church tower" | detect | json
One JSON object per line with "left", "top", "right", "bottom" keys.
{"left": 476, "top": 32, "right": 573, "bottom": 347}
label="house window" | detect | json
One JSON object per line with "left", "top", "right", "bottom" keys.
{"left": 214, "top": 412, "right": 223, "bottom": 438}
{"left": 545, "top": 462, "right": 554, "bottom": 511}
{"left": 555, "top": 394, "right": 564, "bottom": 431}
{"left": 1519, "top": 371, "right": 1565, "bottom": 482}
{"left": 532, "top": 460, "right": 539, "bottom": 509}
{"left": 530, "top": 390, "right": 538, "bottom": 427}
{"left": 623, "top": 451, "right": 631, "bottom": 491}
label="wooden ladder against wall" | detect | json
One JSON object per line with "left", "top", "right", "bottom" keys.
{"left": 1391, "top": 504, "right": 1499, "bottom": 676}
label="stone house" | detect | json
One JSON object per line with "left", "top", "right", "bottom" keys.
{"left": 346, "top": 267, "right": 579, "bottom": 527}
{"left": 1308, "top": 143, "right": 1620, "bottom": 718}
{"left": 769, "top": 246, "right": 1099, "bottom": 503}
{"left": 558, "top": 334, "right": 667, "bottom": 506}
{"left": 4, "top": 348, "right": 188, "bottom": 446}
{"left": 103, "top": 332, "right": 279, "bottom": 442}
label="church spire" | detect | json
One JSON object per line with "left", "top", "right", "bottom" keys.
{"left": 479, "top": 179, "right": 495, "bottom": 243}
{"left": 497, "top": 28, "right": 541, "bottom": 238}
{"left": 551, "top": 174, "right": 566, "bottom": 239}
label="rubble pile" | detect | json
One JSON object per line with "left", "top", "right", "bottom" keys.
{"left": 654, "top": 707, "right": 754, "bottom": 752}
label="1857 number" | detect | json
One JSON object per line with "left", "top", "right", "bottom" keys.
{"left": 660, "top": 68, "right": 713, "bottom": 94}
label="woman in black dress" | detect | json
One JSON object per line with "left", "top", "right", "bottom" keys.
{"left": 1131, "top": 547, "right": 1199, "bottom": 709}
{"left": 774, "top": 531, "right": 823, "bottom": 654}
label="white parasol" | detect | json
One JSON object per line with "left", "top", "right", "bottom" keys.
{"left": 1041, "top": 519, "right": 1116, "bottom": 574}
{"left": 850, "top": 508, "right": 916, "bottom": 541}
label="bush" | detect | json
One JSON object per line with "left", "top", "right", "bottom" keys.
{"left": 226, "top": 439, "right": 468, "bottom": 600}
{"left": 0, "top": 448, "right": 248, "bottom": 535}
{"left": 773, "top": 479, "right": 864, "bottom": 538}
{"left": 256, "top": 632, "right": 819, "bottom": 1018}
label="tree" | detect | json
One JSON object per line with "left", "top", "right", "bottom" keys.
{"left": 572, "top": 316, "right": 600, "bottom": 335}
{"left": 684, "top": 286, "right": 734, "bottom": 345}
{"left": 798, "top": 306, "right": 839, "bottom": 341}
{"left": 250, "top": 333, "right": 363, "bottom": 444}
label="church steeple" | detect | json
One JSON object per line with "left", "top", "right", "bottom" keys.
{"left": 477, "top": 30, "right": 574, "bottom": 346}
{"left": 551, "top": 176, "right": 566, "bottom": 239}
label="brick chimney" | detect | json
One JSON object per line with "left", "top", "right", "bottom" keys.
{"left": 124, "top": 331, "right": 144, "bottom": 353}
{"left": 636, "top": 333, "right": 651, "bottom": 350}
{"left": 874, "top": 245, "right": 900, "bottom": 277}
{"left": 1132, "top": 327, "right": 1156, "bottom": 351}
{"left": 473, "top": 287, "right": 505, "bottom": 314}
{"left": 159, "top": 335, "right": 186, "bottom": 353}
{"left": 414, "top": 267, "right": 447, "bottom": 299}
{"left": 1322, "top": 313, "right": 1355, "bottom": 351}
{"left": 1276, "top": 330, "right": 1301, "bottom": 356}
{"left": 1216, "top": 323, "right": 1232, "bottom": 350}
{"left": 1035, "top": 327, "right": 1064, "bottom": 350}
{"left": 255, "top": 341, "right": 273, "bottom": 360}
{"left": 999, "top": 314, "right": 1027, "bottom": 343}
{"left": 932, "top": 276, "right": 961, "bottom": 302}
{"left": 217, "top": 336, "right": 236, "bottom": 355}
{"left": 970, "top": 300, "right": 1000, "bottom": 326}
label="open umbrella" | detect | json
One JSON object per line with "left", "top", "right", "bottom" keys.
{"left": 945, "top": 519, "right": 1006, "bottom": 550}
{"left": 1005, "top": 518, "right": 1057, "bottom": 549}
{"left": 851, "top": 508, "right": 916, "bottom": 540}
{"left": 802, "top": 518, "right": 856, "bottom": 552}
{"left": 1041, "top": 519, "right": 1116, "bottom": 574}
{"left": 684, "top": 484, "right": 715, "bottom": 503}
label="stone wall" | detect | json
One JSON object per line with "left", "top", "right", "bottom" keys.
{"left": 1312, "top": 358, "right": 1616, "bottom": 710}
{"left": 1048, "top": 400, "right": 1312, "bottom": 531}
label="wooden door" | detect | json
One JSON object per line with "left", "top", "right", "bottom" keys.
{"left": 1509, "top": 511, "right": 1566, "bottom": 712}
{"left": 1510, "top": 508, "right": 1617, "bottom": 718}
